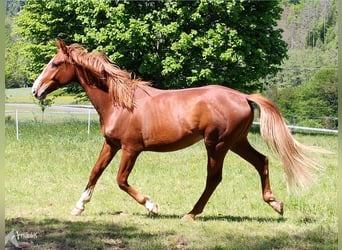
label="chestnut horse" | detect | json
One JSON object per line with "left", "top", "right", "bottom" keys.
{"left": 32, "top": 40, "right": 320, "bottom": 219}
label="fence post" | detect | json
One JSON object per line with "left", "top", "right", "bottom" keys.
{"left": 87, "top": 110, "right": 91, "bottom": 135}
{"left": 15, "top": 109, "right": 19, "bottom": 140}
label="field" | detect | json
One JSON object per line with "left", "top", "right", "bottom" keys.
{"left": 5, "top": 88, "right": 77, "bottom": 105}
{"left": 5, "top": 120, "right": 337, "bottom": 249}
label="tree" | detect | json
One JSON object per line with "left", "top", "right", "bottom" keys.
{"left": 277, "top": 68, "right": 337, "bottom": 128}
{"left": 12, "top": 0, "right": 81, "bottom": 85}
{"left": 280, "top": 0, "right": 336, "bottom": 49}
{"left": 264, "top": 0, "right": 337, "bottom": 112}
{"left": 5, "top": 1, "right": 29, "bottom": 88}
{"left": 37, "top": 97, "right": 55, "bottom": 123}
{"left": 14, "top": 0, "right": 287, "bottom": 92}
{"left": 6, "top": 0, "right": 25, "bottom": 16}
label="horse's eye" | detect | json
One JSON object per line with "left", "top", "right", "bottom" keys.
{"left": 51, "top": 61, "right": 64, "bottom": 68}
{"left": 51, "top": 62, "right": 60, "bottom": 68}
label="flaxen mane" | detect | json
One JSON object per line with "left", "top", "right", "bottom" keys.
{"left": 67, "top": 43, "right": 150, "bottom": 110}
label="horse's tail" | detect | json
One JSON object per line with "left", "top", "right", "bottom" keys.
{"left": 247, "top": 94, "right": 322, "bottom": 190}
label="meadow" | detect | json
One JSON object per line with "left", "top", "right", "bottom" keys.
{"left": 5, "top": 119, "right": 337, "bottom": 249}
{"left": 5, "top": 88, "right": 77, "bottom": 105}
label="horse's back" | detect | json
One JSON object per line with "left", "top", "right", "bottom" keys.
{"left": 135, "top": 85, "right": 253, "bottom": 151}
{"left": 144, "top": 85, "right": 252, "bottom": 124}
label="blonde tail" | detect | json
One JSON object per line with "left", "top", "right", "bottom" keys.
{"left": 247, "top": 94, "right": 322, "bottom": 190}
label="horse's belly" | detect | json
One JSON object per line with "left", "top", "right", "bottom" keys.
{"left": 143, "top": 131, "right": 203, "bottom": 152}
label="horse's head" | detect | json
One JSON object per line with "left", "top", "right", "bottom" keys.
{"left": 32, "top": 40, "right": 76, "bottom": 100}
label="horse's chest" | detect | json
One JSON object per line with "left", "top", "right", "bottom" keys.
{"left": 101, "top": 116, "right": 142, "bottom": 143}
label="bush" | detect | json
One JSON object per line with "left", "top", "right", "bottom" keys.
{"left": 277, "top": 68, "right": 337, "bottom": 129}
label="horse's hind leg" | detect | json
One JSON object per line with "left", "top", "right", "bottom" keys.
{"left": 71, "top": 141, "right": 118, "bottom": 215}
{"left": 231, "top": 139, "right": 283, "bottom": 215}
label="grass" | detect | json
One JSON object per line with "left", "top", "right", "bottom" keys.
{"left": 5, "top": 121, "right": 337, "bottom": 249}
{"left": 5, "top": 88, "right": 35, "bottom": 103}
{"left": 5, "top": 87, "right": 79, "bottom": 105}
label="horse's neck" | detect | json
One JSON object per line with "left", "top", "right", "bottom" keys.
{"left": 75, "top": 66, "right": 160, "bottom": 116}
{"left": 75, "top": 67, "right": 113, "bottom": 116}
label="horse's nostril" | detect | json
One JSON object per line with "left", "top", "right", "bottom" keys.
{"left": 32, "top": 89, "right": 39, "bottom": 98}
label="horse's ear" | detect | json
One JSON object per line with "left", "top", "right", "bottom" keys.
{"left": 55, "top": 39, "right": 68, "bottom": 54}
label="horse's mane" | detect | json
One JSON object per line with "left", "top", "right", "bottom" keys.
{"left": 66, "top": 43, "right": 151, "bottom": 111}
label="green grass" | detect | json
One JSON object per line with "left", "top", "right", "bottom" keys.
{"left": 5, "top": 122, "right": 337, "bottom": 249}
{"left": 5, "top": 87, "right": 79, "bottom": 105}
{"left": 5, "top": 88, "right": 34, "bottom": 103}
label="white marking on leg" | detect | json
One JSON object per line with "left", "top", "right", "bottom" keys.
{"left": 145, "top": 199, "right": 154, "bottom": 211}
{"left": 71, "top": 186, "right": 94, "bottom": 216}
{"left": 145, "top": 198, "right": 158, "bottom": 215}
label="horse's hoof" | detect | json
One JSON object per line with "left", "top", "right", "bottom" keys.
{"left": 71, "top": 207, "right": 84, "bottom": 216}
{"left": 181, "top": 214, "right": 195, "bottom": 221}
{"left": 149, "top": 203, "right": 159, "bottom": 215}
{"left": 269, "top": 201, "right": 284, "bottom": 216}
{"left": 145, "top": 199, "right": 159, "bottom": 215}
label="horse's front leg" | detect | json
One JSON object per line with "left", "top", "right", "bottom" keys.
{"left": 116, "top": 149, "right": 158, "bottom": 215}
{"left": 71, "top": 141, "right": 119, "bottom": 215}
{"left": 182, "top": 149, "right": 225, "bottom": 220}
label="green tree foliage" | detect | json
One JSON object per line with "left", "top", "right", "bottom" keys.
{"left": 264, "top": 47, "right": 337, "bottom": 91}
{"left": 264, "top": 0, "right": 338, "bottom": 129}
{"left": 281, "top": 0, "right": 336, "bottom": 49}
{"left": 277, "top": 68, "right": 337, "bottom": 129}
{"left": 11, "top": 0, "right": 80, "bottom": 86}
{"left": 13, "top": 0, "right": 287, "bottom": 91}
{"left": 5, "top": 0, "right": 27, "bottom": 88}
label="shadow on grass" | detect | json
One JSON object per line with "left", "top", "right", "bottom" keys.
{"left": 5, "top": 217, "right": 166, "bottom": 249}
{"left": 132, "top": 212, "right": 286, "bottom": 223}
{"left": 197, "top": 214, "right": 286, "bottom": 223}
{"left": 5, "top": 215, "right": 336, "bottom": 249}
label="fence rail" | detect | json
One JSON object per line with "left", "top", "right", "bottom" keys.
{"left": 5, "top": 104, "right": 338, "bottom": 140}
{"left": 5, "top": 104, "right": 99, "bottom": 140}
{"left": 252, "top": 122, "right": 338, "bottom": 135}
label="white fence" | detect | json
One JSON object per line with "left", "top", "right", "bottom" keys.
{"left": 5, "top": 104, "right": 338, "bottom": 141}
{"left": 5, "top": 104, "right": 99, "bottom": 140}
{"left": 252, "top": 122, "right": 338, "bottom": 135}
